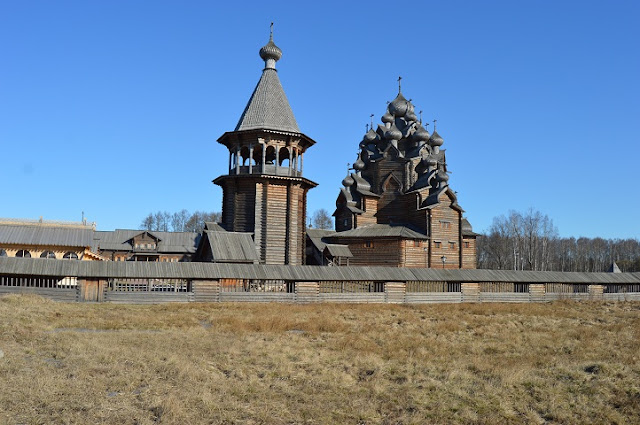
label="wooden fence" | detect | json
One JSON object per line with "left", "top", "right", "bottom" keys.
{"left": 2, "top": 276, "right": 640, "bottom": 304}
{"left": 0, "top": 257, "right": 639, "bottom": 304}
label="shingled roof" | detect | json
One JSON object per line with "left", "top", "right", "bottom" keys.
{"left": 234, "top": 31, "right": 299, "bottom": 134}
{"left": 0, "top": 220, "right": 94, "bottom": 248}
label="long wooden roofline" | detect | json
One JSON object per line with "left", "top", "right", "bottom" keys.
{"left": 1, "top": 257, "right": 638, "bottom": 285}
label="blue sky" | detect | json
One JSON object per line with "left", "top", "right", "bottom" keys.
{"left": 1, "top": 1, "right": 638, "bottom": 239}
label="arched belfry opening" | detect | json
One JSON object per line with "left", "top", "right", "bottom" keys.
{"left": 213, "top": 28, "right": 317, "bottom": 265}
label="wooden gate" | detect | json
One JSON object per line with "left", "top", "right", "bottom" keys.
{"left": 80, "top": 279, "right": 105, "bottom": 302}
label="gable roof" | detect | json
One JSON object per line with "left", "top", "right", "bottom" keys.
{"left": 324, "top": 244, "right": 353, "bottom": 258}
{"left": 234, "top": 68, "right": 300, "bottom": 133}
{"left": 0, "top": 222, "right": 94, "bottom": 248}
{"left": 328, "top": 224, "right": 429, "bottom": 240}
{"left": 306, "top": 228, "right": 335, "bottom": 252}
{"left": 94, "top": 230, "right": 200, "bottom": 253}
{"left": 200, "top": 230, "right": 259, "bottom": 263}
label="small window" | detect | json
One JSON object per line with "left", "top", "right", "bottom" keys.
{"left": 413, "top": 240, "right": 421, "bottom": 247}
{"left": 63, "top": 252, "right": 79, "bottom": 260}
{"left": 40, "top": 251, "right": 56, "bottom": 259}
{"left": 16, "top": 250, "right": 31, "bottom": 258}
{"left": 449, "top": 242, "right": 456, "bottom": 249}
{"left": 364, "top": 241, "right": 373, "bottom": 248}
{"left": 343, "top": 219, "right": 348, "bottom": 226}
{"left": 440, "top": 221, "right": 451, "bottom": 229}
{"left": 515, "top": 283, "right": 529, "bottom": 293}
{"left": 0, "top": 249, "right": 7, "bottom": 257}
{"left": 464, "top": 241, "right": 470, "bottom": 248}
{"left": 434, "top": 241, "right": 441, "bottom": 249}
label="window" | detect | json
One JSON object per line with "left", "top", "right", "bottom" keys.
{"left": 63, "top": 252, "right": 79, "bottom": 260}
{"left": 365, "top": 241, "right": 373, "bottom": 248}
{"left": 16, "top": 250, "right": 31, "bottom": 258}
{"left": 434, "top": 241, "right": 441, "bottom": 249}
{"left": 343, "top": 219, "right": 348, "bottom": 227}
{"left": 0, "top": 249, "right": 7, "bottom": 257}
{"left": 440, "top": 221, "right": 451, "bottom": 229}
{"left": 413, "top": 240, "right": 421, "bottom": 247}
{"left": 464, "top": 241, "right": 470, "bottom": 248}
{"left": 449, "top": 242, "right": 456, "bottom": 249}
{"left": 515, "top": 283, "right": 529, "bottom": 293}
{"left": 40, "top": 251, "right": 56, "bottom": 259}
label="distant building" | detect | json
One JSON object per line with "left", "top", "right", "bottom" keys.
{"left": 93, "top": 229, "right": 201, "bottom": 262}
{"left": 321, "top": 90, "right": 478, "bottom": 268}
{"left": 0, "top": 218, "right": 104, "bottom": 261}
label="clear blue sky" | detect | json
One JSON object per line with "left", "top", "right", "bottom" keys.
{"left": 1, "top": 1, "right": 638, "bottom": 239}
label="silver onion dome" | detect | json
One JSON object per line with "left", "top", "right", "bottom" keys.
{"left": 412, "top": 125, "right": 430, "bottom": 142}
{"left": 364, "top": 128, "right": 378, "bottom": 142}
{"left": 388, "top": 93, "right": 411, "bottom": 117}
{"left": 259, "top": 27, "right": 282, "bottom": 69}
{"left": 429, "top": 130, "right": 444, "bottom": 147}
{"left": 385, "top": 126, "right": 402, "bottom": 141}
{"left": 342, "top": 173, "right": 354, "bottom": 187}
{"left": 353, "top": 155, "right": 365, "bottom": 171}
{"left": 381, "top": 111, "right": 394, "bottom": 123}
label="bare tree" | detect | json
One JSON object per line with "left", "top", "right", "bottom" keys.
{"left": 311, "top": 209, "right": 333, "bottom": 230}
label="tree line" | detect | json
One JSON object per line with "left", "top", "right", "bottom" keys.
{"left": 477, "top": 209, "right": 640, "bottom": 272}
{"left": 140, "top": 210, "right": 221, "bottom": 232}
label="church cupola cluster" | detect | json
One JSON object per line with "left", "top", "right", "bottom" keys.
{"left": 214, "top": 26, "right": 317, "bottom": 265}
{"left": 330, "top": 80, "right": 477, "bottom": 269}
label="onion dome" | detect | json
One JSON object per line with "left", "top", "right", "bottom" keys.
{"left": 422, "top": 156, "right": 438, "bottom": 168}
{"left": 429, "top": 130, "right": 444, "bottom": 147}
{"left": 353, "top": 155, "right": 365, "bottom": 171}
{"left": 259, "top": 27, "right": 282, "bottom": 69}
{"left": 388, "top": 92, "right": 411, "bottom": 117}
{"left": 342, "top": 173, "right": 354, "bottom": 187}
{"left": 412, "top": 125, "right": 430, "bottom": 142}
{"left": 405, "top": 111, "right": 418, "bottom": 122}
{"left": 381, "top": 111, "right": 394, "bottom": 123}
{"left": 364, "top": 128, "right": 378, "bottom": 142}
{"left": 385, "top": 125, "right": 402, "bottom": 141}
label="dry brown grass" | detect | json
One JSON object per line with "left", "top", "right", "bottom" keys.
{"left": 1, "top": 295, "right": 639, "bottom": 424}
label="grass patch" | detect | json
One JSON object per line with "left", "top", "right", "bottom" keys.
{"left": 0, "top": 294, "right": 639, "bottom": 424}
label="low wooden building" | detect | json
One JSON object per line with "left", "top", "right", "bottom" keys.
{"left": 0, "top": 218, "right": 103, "bottom": 261}
{"left": 93, "top": 229, "right": 201, "bottom": 262}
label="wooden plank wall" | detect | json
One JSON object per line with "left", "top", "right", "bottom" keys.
{"left": 296, "top": 282, "right": 319, "bottom": 303}
{"left": 385, "top": 282, "right": 406, "bottom": 303}
{"left": 318, "top": 293, "right": 386, "bottom": 303}
{"left": 345, "top": 239, "right": 403, "bottom": 267}
{"left": 405, "top": 293, "right": 463, "bottom": 303}
{"left": 192, "top": 280, "right": 220, "bottom": 303}
{"left": 105, "top": 292, "right": 192, "bottom": 304}
{"left": 0, "top": 286, "right": 78, "bottom": 302}
{"left": 219, "top": 293, "right": 295, "bottom": 303}
{"left": 429, "top": 193, "right": 461, "bottom": 268}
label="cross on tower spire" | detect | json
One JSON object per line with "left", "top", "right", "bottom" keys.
{"left": 433, "top": 119, "right": 437, "bottom": 131}
{"left": 398, "top": 76, "right": 402, "bottom": 93}
{"left": 370, "top": 113, "right": 374, "bottom": 129}
{"left": 269, "top": 22, "right": 274, "bottom": 40}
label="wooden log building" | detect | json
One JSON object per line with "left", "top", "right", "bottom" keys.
{"left": 317, "top": 86, "right": 478, "bottom": 268}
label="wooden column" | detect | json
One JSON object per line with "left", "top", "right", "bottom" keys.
{"left": 529, "top": 284, "right": 546, "bottom": 302}
{"left": 235, "top": 146, "right": 240, "bottom": 174}
{"left": 589, "top": 284, "right": 604, "bottom": 300}
{"left": 249, "top": 144, "right": 253, "bottom": 174}
{"left": 295, "top": 282, "right": 319, "bottom": 303}
{"left": 385, "top": 282, "right": 406, "bottom": 303}
{"left": 461, "top": 282, "right": 480, "bottom": 303}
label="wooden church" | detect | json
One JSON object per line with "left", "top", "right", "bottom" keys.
{"left": 322, "top": 84, "right": 478, "bottom": 268}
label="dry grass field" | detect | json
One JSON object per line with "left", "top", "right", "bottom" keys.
{"left": 0, "top": 295, "right": 639, "bottom": 424}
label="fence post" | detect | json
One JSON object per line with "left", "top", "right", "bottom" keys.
{"left": 529, "top": 284, "right": 546, "bottom": 303}
{"left": 461, "top": 282, "right": 480, "bottom": 303}
{"left": 191, "top": 280, "right": 220, "bottom": 303}
{"left": 295, "top": 281, "right": 319, "bottom": 303}
{"left": 385, "top": 282, "right": 406, "bottom": 304}
{"left": 588, "top": 284, "right": 604, "bottom": 301}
